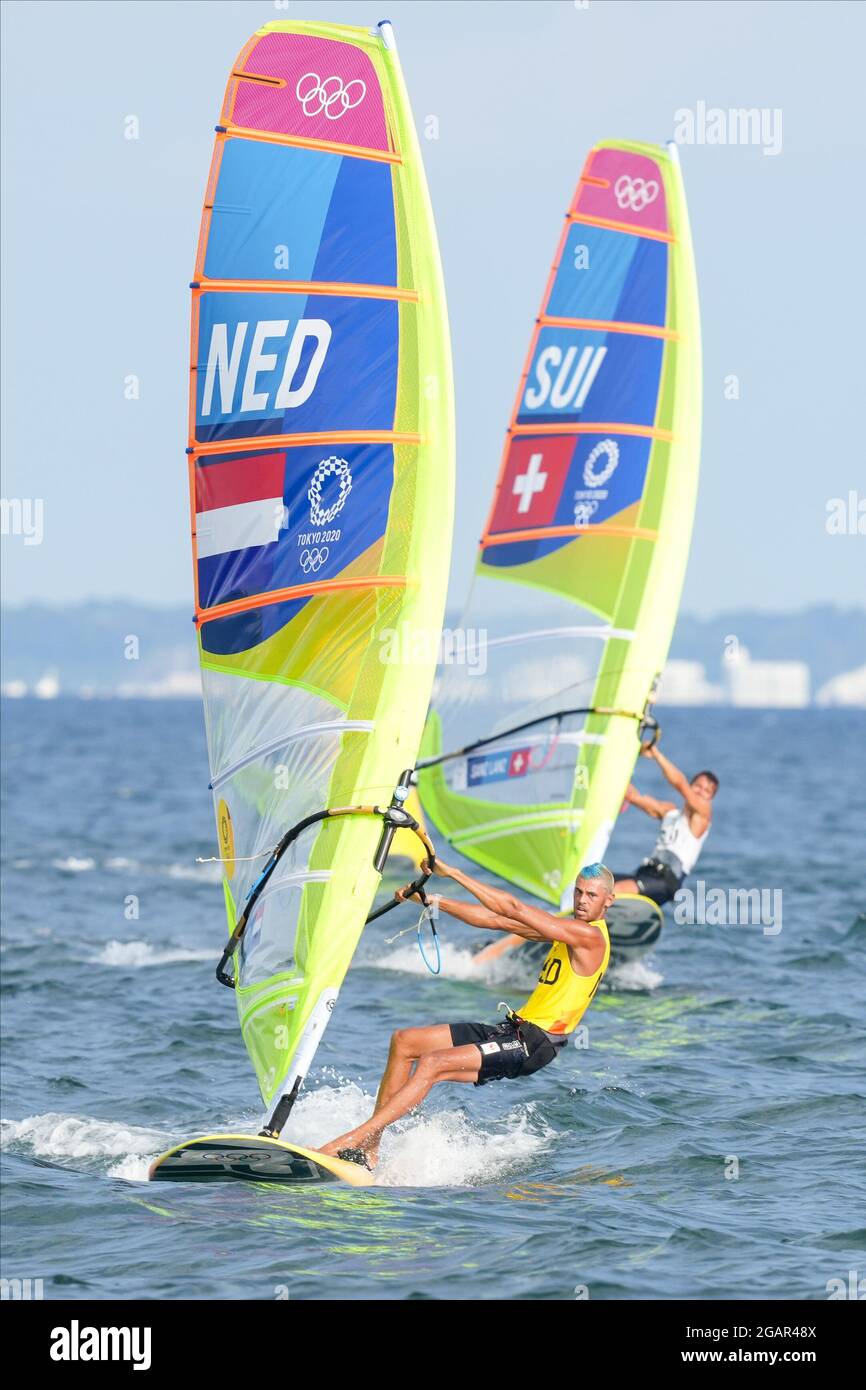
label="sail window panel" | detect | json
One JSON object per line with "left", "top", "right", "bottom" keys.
{"left": 210, "top": 719, "right": 374, "bottom": 792}
{"left": 201, "top": 666, "right": 352, "bottom": 777}
{"left": 433, "top": 580, "right": 615, "bottom": 809}
{"left": 198, "top": 671, "right": 356, "bottom": 906}
{"left": 547, "top": 224, "right": 668, "bottom": 327}
{"left": 441, "top": 726, "right": 596, "bottom": 810}
{"left": 238, "top": 869, "right": 330, "bottom": 989}
{"left": 205, "top": 138, "right": 398, "bottom": 286}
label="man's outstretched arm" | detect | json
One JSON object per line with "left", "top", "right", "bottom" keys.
{"left": 436, "top": 895, "right": 549, "bottom": 941}
{"left": 645, "top": 746, "right": 708, "bottom": 818}
{"left": 433, "top": 859, "right": 533, "bottom": 919}
{"left": 645, "top": 744, "right": 690, "bottom": 792}
{"left": 624, "top": 782, "right": 677, "bottom": 820}
{"left": 432, "top": 861, "right": 591, "bottom": 943}
{"left": 435, "top": 888, "right": 605, "bottom": 951}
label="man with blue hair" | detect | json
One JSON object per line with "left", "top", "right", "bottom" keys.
{"left": 320, "top": 859, "right": 613, "bottom": 1171}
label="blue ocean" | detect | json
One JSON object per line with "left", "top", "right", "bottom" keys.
{"left": 1, "top": 699, "right": 864, "bottom": 1300}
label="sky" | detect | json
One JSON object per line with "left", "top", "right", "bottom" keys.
{"left": 1, "top": 0, "right": 864, "bottom": 616}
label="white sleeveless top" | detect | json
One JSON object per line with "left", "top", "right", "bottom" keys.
{"left": 650, "top": 809, "right": 709, "bottom": 876}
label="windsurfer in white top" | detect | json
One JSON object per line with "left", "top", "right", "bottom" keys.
{"left": 614, "top": 745, "right": 717, "bottom": 906}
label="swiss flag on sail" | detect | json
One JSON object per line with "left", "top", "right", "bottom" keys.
{"left": 489, "top": 437, "right": 573, "bottom": 534}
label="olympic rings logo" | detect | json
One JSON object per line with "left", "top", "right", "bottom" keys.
{"left": 300, "top": 547, "right": 329, "bottom": 574}
{"left": 309, "top": 455, "right": 352, "bottom": 526}
{"left": 614, "top": 175, "right": 659, "bottom": 212}
{"left": 583, "top": 438, "right": 620, "bottom": 488}
{"left": 295, "top": 71, "right": 367, "bottom": 120}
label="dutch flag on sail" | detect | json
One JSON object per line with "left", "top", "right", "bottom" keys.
{"left": 194, "top": 453, "right": 286, "bottom": 559}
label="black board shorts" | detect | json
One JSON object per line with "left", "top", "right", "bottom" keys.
{"left": 449, "top": 1018, "right": 567, "bottom": 1087}
{"left": 632, "top": 858, "right": 684, "bottom": 906}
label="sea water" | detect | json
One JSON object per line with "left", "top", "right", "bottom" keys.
{"left": 1, "top": 700, "right": 864, "bottom": 1300}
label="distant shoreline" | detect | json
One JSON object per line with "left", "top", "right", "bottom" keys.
{"left": 2, "top": 602, "right": 864, "bottom": 708}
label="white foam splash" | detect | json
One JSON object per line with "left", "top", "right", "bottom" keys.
{"left": 106, "top": 1152, "right": 156, "bottom": 1181}
{"left": 52, "top": 857, "right": 95, "bottom": 873}
{"left": 371, "top": 938, "right": 529, "bottom": 986}
{"left": 606, "top": 958, "right": 663, "bottom": 991}
{"left": 284, "top": 1082, "right": 554, "bottom": 1188}
{"left": 36, "top": 855, "right": 219, "bottom": 882}
{"left": 377, "top": 1103, "right": 553, "bottom": 1187}
{"left": 104, "top": 857, "right": 221, "bottom": 883}
{"left": 2, "top": 1087, "right": 556, "bottom": 1189}
{"left": 283, "top": 1079, "right": 373, "bottom": 1150}
{"left": 1, "top": 1112, "right": 166, "bottom": 1180}
{"left": 93, "top": 940, "right": 214, "bottom": 968}
{"left": 165, "top": 861, "right": 223, "bottom": 883}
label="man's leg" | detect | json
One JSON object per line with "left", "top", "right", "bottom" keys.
{"left": 616, "top": 866, "right": 678, "bottom": 906}
{"left": 320, "top": 1042, "right": 481, "bottom": 1162}
{"left": 373, "top": 1025, "right": 454, "bottom": 1111}
{"left": 363, "top": 1025, "right": 453, "bottom": 1165}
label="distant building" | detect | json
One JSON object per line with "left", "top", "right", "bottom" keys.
{"left": 724, "top": 647, "right": 810, "bottom": 708}
{"left": 115, "top": 671, "right": 203, "bottom": 699}
{"left": 815, "top": 664, "right": 866, "bottom": 707}
{"left": 657, "top": 660, "right": 725, "bottom": 706}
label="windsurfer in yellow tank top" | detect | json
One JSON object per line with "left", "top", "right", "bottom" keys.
{"left": 319, "top": 862, "right": 614, "bottom": 1171}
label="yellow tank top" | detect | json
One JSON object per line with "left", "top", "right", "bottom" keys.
{"left": 517, "top": 920, "right": 610, "bottom": 1034}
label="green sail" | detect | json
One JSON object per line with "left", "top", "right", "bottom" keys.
{"left": 419, "top": 140, "right": 700, "bottom": 907}
{"left": 188, "top": 20, "right": 454, "bottom": 1106}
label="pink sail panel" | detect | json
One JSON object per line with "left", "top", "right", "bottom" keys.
{"left": 226, "top": 32, "right": 390, "bottom": 152}
{"left": 573, "top": 147, "right": 669, "bottom": 235}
